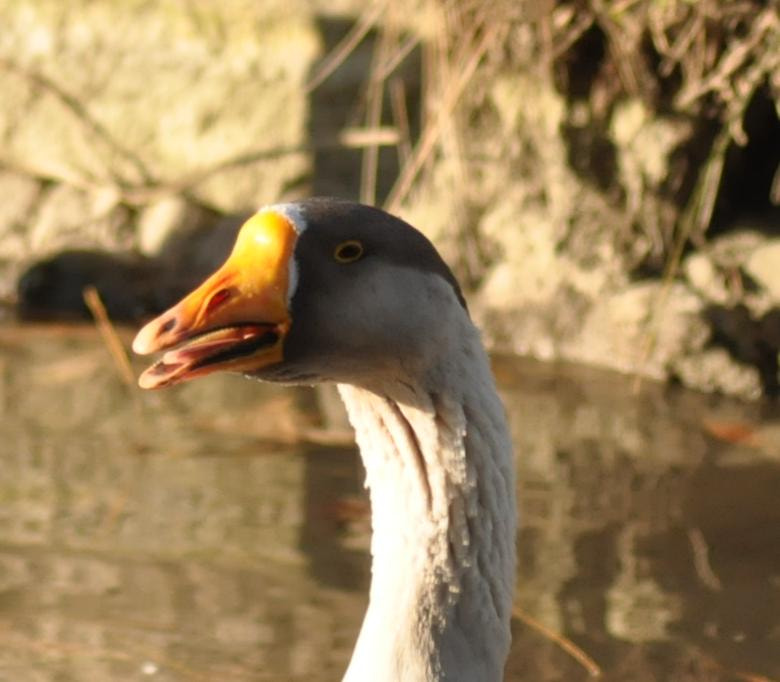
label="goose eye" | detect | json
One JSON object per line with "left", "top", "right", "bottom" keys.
{"left": 333, "top": 240, "right": 364, "bottom": 263}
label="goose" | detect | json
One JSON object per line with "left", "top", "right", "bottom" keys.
{"left": 133, "top": 198, "right": 516, "bottom": 682}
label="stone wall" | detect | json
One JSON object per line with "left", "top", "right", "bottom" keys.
{"left": 0, "top": 0, "right": 317, "bottom": 286}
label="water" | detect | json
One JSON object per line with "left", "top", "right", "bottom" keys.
{"left": 0, "top": 324, "right": 778, "bottom": 681}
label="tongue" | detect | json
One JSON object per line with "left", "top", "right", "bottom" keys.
{"left": 138, "top": 358, "right": 191, "bottom": 389}
{"left": 137, "top": 325, "right": 273, "bottom": 389}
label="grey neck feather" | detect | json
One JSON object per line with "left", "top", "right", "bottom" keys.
{"left": 337, "top": 317, "right": 516, "bottom": 682}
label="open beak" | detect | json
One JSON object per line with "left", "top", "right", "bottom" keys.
{"left": 132, "top": 210, "right": 297, "bottom": 389}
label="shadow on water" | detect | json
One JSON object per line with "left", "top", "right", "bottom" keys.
{"left": 0, "top": 325, "right": 778, "bottom": 681}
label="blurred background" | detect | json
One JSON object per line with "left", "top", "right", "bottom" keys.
{"left": 0, "top": 1, "right": 778, "bottom": 680}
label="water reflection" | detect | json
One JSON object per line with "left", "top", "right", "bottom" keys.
{"left": 0, "top": 325, "right": 778, "bottom": 681}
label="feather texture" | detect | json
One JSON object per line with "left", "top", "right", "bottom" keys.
{"left": 338, "top": 298, "right": 516, "bottom": 682}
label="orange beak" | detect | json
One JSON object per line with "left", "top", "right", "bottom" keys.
{"left": 132, "top": 210, "right": 298, "bottom": 389}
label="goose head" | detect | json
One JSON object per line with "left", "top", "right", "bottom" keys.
{"left": 133, "top": 198, "right": 467, "bottom": 390}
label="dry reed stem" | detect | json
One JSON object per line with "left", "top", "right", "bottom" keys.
{"left": 591, "top": 0, "right": 644, "bottom": 97}
{"left": 361, "top": 23, "right": 395, "bottom": 205}
{"left": 513, "top": 606, "right": 602, "bottom": 677}
{"left": 389, "top": 77, "right": 413, "bottom": 167}
{"left": 375, "top": 34, "right": 419, "bottom": 81}
{"left": 358, "top": 11, "right": 422, "bottom": 205}
{"left": 305, "top": 1, "right": 387, "bottom": 94}
{"left": 550, "top": 7, "right": 595, "bottom": 58}
{"left": 687, "top": 527, "right": 723, "bottom": 592}
{"left": 338, "top": 126, "right": 400, "bottom": 147}
{"left": 630, "top": 1, "right": 775, "bottom": 390}
{"left": 632, "top": 120, "right": 729, "bottom": 391}
{"left": 82, "top": 285, "right": 135, "bottom": 388}
{"left": 385, "top": 20, "right": 505, "bottom": 212}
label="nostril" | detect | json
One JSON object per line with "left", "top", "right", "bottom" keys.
{"left": 161, "top": 317, "right": 176, "bottom": 334}
{"left": 206, "top": 288, "right": 232, "bottom": 314}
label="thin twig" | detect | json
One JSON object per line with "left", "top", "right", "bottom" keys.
{"left": 513, "top": 606, "right": 602, "bottom": 677}
{"left": 632, "top": 4, "right": 778, "bottom": 392}
{"left": 389, "top": 77, "right": 412, "bottom": 168}
{"left": 361, "top": 26, "right": 393, "bottom": 205}
{"left": 385, "top": 22, "right": 505, "bottom": 212}
{"left": 591, "top": 0, "right": 643, "bottom": 97}
{"left": 687, "top": 527, "right": 723, "bottom": 592}
{"left": 83, "top": 285, "right": 135, "bottom": 388}
{"left": 305, "top": 1, "right": 386, "bottom": 94}
{"left": 374, "top": 34, "right": 419, "bottom": 81}
{"left": 632, "top": 126, "right": 730, "bottom": 392}
{"left": 551, "top": 8, "right": 596, "bottom": 58}
{"left": 339, "top": 126, "right": 399, "bottom": 147}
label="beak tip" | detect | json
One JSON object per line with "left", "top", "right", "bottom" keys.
{"left": 137, "top": 371, "right": 156, "bottom": 390}
{"left": 132, "top": 321, "right": 157, "bottom": 355}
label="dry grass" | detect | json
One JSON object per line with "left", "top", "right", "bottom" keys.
{"left": 326, "top": 0, "right": 777, "bottom": 378}
{"left": 327, "top": 0, "right": 777, "bottom": 248}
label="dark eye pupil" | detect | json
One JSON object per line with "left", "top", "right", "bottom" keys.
{"left": 336, "top": 242, "right": 363, "bottom": 261}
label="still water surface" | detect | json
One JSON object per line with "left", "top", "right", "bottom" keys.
{"left": 0, "top": 324, "right": 778, "bottom": 681}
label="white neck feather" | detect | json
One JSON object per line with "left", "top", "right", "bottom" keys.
{"left": 337, "top": 317, "right": 516, "bottom": 682}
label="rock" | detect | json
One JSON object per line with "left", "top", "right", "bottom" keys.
{"left": 0, "top": 1, "right": 318, "bottom": 211}
{"left": 673, "top": 348, "right": 762, "bottom": 400}
{"left": 760, "top": 308, "right": 780, "bottom": 348}
{"left": 27, "top": 185, "right": 132, "bottom": 254}
{"left": 703, "top": 304, "right": 780, "bottom": 397}
{"left": 0, "top": 171, "right": 43, "bottom": 299}
{"left": 745, "top": 239, "right": 780, "bottom": 303}
{"left": 569, "top": 282, "right": 707, "bottom": 380}
{"left": 682, "top": 230, "right": 780, "bottom": 317}
{"left": 0, "top": 1, "right": 320, "bottom": 305}
{"left": 611, "top": 99, "right": 691, "bottom": 204}
{"left": 479, "top": 287, "right": 591, "bottom": 362}
{"left": 708, "top": 230, "right": 765, "bottom": 269}
{"left": 170, "top": 213, "right": 248, "bottom": 276}
{"left": 0, "top": 171, "right": 41, "bottom": 244}
{"left": 684, "top": 252, "right": 730, "bottom": 304}
{"left": 480, "top": 203, "right": 564, "bottom": 306}
{"left": 137, "top": 196, "right": 215, "bottom": 259}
